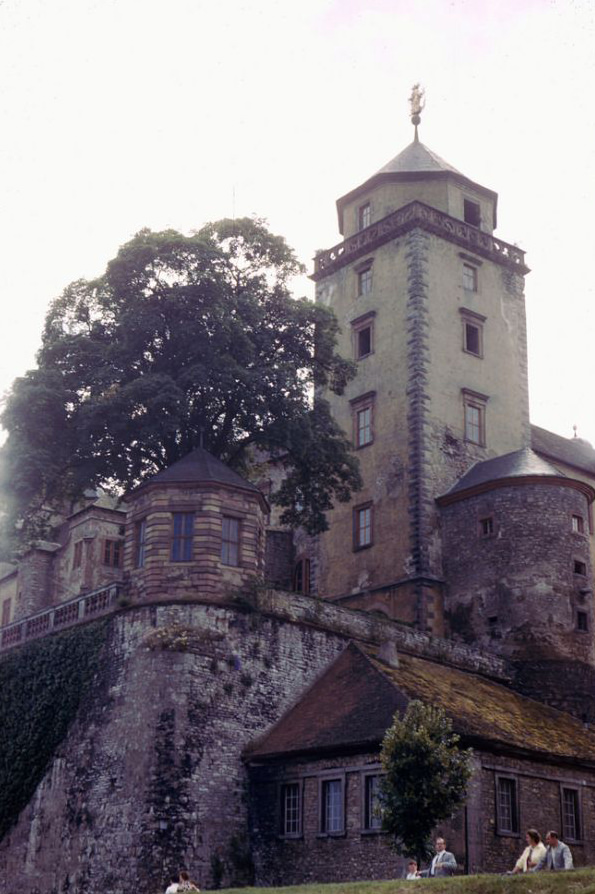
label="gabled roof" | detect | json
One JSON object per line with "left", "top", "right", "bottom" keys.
{"left": 437, "top": 446, "right": 595, "bottom": 506}
{"left": 132, "top": 448, "right": 266, "bottom": 506}
{"left": 245, "top": 643, "right": 595, "bottom": 765}
{"left": 532, "top": 424, "right": 595, "bottom": 477}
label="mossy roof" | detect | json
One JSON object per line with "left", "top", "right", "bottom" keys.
{"left": 246, "top": 643, "right": 595, "bottom": 765}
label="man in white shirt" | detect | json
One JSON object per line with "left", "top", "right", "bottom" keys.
{"left": 164, "top": 874, "right": 179, "bottom": 894}
{"left": 422, "top": 837, "right": 457, "bottom": 877}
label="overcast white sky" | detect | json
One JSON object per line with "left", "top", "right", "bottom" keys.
{"left": 1, "top": 0, "right": 594, "bottom": 444}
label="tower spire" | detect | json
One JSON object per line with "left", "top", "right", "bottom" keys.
{"left": 409, "top": 83, "right": 425, "bottom": 142}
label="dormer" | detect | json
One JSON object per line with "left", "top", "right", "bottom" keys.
{"left": 337, "top": 135, "right": 498, "bottom": 240}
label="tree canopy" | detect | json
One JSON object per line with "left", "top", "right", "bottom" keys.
{"left": 0, "top": 218, "right": 360, "bottom": 546}
{"left": 380, "top": 700, "right": 473, "bottom": 865}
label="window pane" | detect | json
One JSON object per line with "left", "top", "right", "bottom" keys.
{"left": 357, "top": 327, "right": 371, "bottom": 357}
{"left": 497, "top": 778, "right": 517, "bottom": 833}
{"left": 465, "top": 323, "right": 480, "bottom": 354}
{"left": 136, "top": 520, "right": 147, "bottom": 568}
{"left": 463, "top": 265, "right": 477, "bottom": 291}
{"left": 357, "top": 407, "right": 372, "bottom": 446}
{"left": 323, "top": 780, "right": 343, "bottom": 833}
{"left": 465, "top": 404, "right": 481, "bottom": 443}
{"left": 171, "top": 512, "right": 194, "bottom": 562}
{"left": 282, "top": 783, "right": 300, "bottom": 835}
{"left": 357, "top": 507, "right": 371, "bottom": 547}
{"left": 563, "top": 789, "right": 580, "bottom": 840}
{"left": 365, "top": 775, "right": 382, "bottom": 829}
{"left": 359, "top": 204, "right": 370, "bottom": 230}
{"left": 358, "top": 268, "right": 372, "bottom": 296}
{"left": 222, "top": 517, "right": 240, "bottom": 566}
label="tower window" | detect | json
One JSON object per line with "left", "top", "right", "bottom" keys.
{"left": 135, "top": 519, "right": 147, "bottom": 568}
{"left": 460, "top": 308, "right": 486, "bottom": 359}
{"left": 351, "top": 312, "right": 376, "bottom": 360}
{"left": 463, "top": 264, "right": 478, "bottom": 292}
{"left": 171, "top": 512, "right": 194, "bottom": 562}
{"left": 293, "top": 558, "right": 311, "bottom": 595}
{"left": 357, "top": 406, "right": 372, "bottom": 447}
{"left": 72, "top": 540, "right": 84, "bottom": 570}
{"left": 464, "top": 199, "right": 481, "bottom": 227}
{"left": 358, "top": 267, "right": 373, "bottom": 296}
{"left": 104, "top": 539, "right": 123, "bottom": 567}
{"left": 353, "top": 503, "right": 373, "bottom": 550}
{"left": 479, "top": 516, "right": 494, "bottom": 538}
{"left": 574, "top": 560, "right": 587, "bottom": 576}
{"left": 1, "top": 598, "right": 11, "bottom": 627}
{"left": 463, "top": 389, "right": 488, "bottom": 446}
{"left": 358, "top": 203, "right": 371, "bottom": 231}
{"left": 222, "top": 516, "right": 240, "bottom": 566}
{"left": 577, "top": 611, "right": 589, "bottom": 632}
{"left": 572, "top": 515, "right": 585, "bottom": 534}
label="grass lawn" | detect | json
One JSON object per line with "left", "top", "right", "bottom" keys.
{"left": 218, "top": 868, "right": 595, "bottom": 894}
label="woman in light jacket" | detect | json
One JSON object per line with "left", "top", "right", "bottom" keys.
{"left": 512, "top": 829, "right": 546, "bottom": 873}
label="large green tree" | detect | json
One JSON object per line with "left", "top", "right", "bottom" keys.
{"left": 380, "top": 700, "right": 473, "bottom": 866}
{"left": 1, "top": 219, "right": 360, "bottom": 546}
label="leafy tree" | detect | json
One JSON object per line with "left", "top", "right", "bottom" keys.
{"left": 1, "top": 219, "right": 360, "bottom": 545}
{"left": 380, "top": 700, "right": 473, "bottom": 866}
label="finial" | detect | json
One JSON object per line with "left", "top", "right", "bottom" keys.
{"left": 409, "top": 83, "right": 425, "bottom": 142}
{"left": 573, "top": 424, "right": 578, "bottom": 439}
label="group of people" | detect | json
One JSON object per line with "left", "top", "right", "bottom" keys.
{"left": 164, "top": 870, "right": 200, "bottom": 892}
{"left": 404, "top": 830, "right": 574, "bottom": 879}
{"left": 510, "top": 829, "right": 574, "bottom": 873}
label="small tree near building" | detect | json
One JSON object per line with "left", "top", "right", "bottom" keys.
{"left": 380, "top": 700, "right": 472, "bottom": 867}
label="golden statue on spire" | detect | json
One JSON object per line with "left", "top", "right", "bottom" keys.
{"left": 409, "top": 83, "right": 425, "bottom": 129}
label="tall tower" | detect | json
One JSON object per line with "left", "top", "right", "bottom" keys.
{"left": 313, "top": 90, "right": 530, "bottom": 633}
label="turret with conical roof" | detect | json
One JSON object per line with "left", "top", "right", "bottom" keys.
{"left": 313, "top": 93, "right": 531, "bottom": 637}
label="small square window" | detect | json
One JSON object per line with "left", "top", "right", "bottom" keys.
{"left": 577, "top": 611, "right": 588, "bottom": 632}
{"left": 479, "top": 516, "right": 494, "bottom": 538}
{"left": 358, "top": 267, "right": 373, "bottom": 296}
{"left": 574, "top": 560, "right": 587, "bottom": 576}
{"left": 572, "top": 515, "right": 585, "bottom": 534}
{"left": 463, "top": 264, "right": 478, "bottom": 292}
{"left": 464, "top": 199, "right": 481, "bottom": 227}
{"left": 320, "top": 778, "right": 344, "bottom": 834}
{"left": 353, "top": 503, "right": 373, "bottom": 550}
{"left": 222, "top": 516, "right": 240, "bottom": 566}
{"left": 358, "top": 203, "right": 371, "bottom": 231}
{"left": 281, "top": 782, "right": 301, "bottom": 837}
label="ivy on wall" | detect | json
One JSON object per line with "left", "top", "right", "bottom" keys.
{"left": 0, "top": 620, "right": 109, "bottom": 841}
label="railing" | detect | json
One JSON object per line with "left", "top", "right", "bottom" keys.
{"left": 312, "top": 200, "right": 528, "bottom": 279}
{"left": 0, "top": 582, "right": 125, "bottom": 653}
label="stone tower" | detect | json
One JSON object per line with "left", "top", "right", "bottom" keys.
{"left": 312, "top": 120, "right": 530, "bottom": 633}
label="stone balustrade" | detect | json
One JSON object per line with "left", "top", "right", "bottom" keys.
{"left": 0, "top": 582, "right": 124, "bottom": 652}
{"left": 312, "top": 200, "right": 529, "bottom": 279}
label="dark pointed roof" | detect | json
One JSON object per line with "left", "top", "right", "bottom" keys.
{"left": 133, "top": 447, "right": 266, "bottom": 504}
{"left": 437, "top": 446, "right": 595, "bottom": 505}
{"left": 376, "top": 139, "right": 462, "bottom": 176}
{"left": 336, "top": 137, "right": 498, "bottom": 234}
{"left": 245, "top": 642, "right": 595, "bottom": 764}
